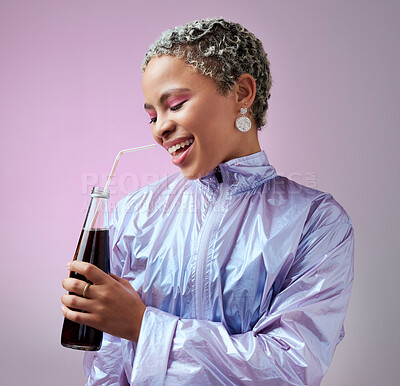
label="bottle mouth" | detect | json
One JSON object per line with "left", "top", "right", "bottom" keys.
{"left": 90, "top": 186, "right": 110, "bottom": 199}
{"left": 83, "top": 226, "right": 109, "bottom": 231}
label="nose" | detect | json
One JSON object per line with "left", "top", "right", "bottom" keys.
{"left": 152, "top": 115, "right": 176, "bottom": 140}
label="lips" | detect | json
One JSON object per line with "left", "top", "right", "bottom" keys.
{"left": 167, "top": 138, "right": 194, "bottom": 156}
{"left": 163, "top": 136, "right": 195, "bottom": 167}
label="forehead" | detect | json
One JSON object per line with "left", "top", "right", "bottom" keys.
{"left": 143, "top": 55, "right": 195, "bottom": 79}
{"left": 142, "top": 55, "right": 218, "bottom": 100}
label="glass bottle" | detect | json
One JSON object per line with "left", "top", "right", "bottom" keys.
{"left": 61, "top": 186, "right": 110, "bottom": 351}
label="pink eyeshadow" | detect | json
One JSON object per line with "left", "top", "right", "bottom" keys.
{"left": 168, "top": 95, "right": 189, "bottom": 108}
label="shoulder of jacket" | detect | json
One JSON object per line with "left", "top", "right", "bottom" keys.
{"left": 267, "top": 176, "right": 352, "bottom": 226}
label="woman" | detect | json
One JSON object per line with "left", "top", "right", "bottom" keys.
{"left": 61, "top": 18, "right": 354, "bottom": 385}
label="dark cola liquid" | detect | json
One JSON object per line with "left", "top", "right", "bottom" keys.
{"left": 61, "top": 228, "right": 110, "bottom": 351}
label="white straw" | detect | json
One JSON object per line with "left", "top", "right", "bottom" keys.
{"left": 90, "top": 144, "right": 156, "bottom": 229}
{"left": 104, "top": 144, "right": 156, "bottom": 193}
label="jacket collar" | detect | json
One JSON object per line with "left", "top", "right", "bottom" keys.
{"left": 196, "top": 150, "right": 277, "bottom": 195}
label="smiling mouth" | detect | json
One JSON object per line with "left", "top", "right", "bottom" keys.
{"left": 167, "top": 138, "right": 194, "bottom": 156}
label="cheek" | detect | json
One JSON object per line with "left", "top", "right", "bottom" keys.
{"left": 151, "top": 127, "right": 162, "bottom": 144}
{"left": 191, "top": 101, "right": 223, "bottom": 129}
{"left": 180, "top": 95, "right": 235, "bottom": 140}
{"left": 204, "top": 97, "right": 235, "bottom": 126}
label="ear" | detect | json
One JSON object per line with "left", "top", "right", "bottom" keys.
{"left": 234, "top": 74, "right": 256, "bottom": 107}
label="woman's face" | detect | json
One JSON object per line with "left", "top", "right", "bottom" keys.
{"left": 142, "top": 55, "right": 258, "bottom": 180}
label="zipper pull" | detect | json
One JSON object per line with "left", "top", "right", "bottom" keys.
{"left": 215, "top": 165, "right": 223, "bottom": 183}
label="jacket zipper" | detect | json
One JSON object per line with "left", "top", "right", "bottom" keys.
{"left": 195, "top": 168, "right": 227, "bottom": 319}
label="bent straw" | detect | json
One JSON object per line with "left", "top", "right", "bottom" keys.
{"left": 90, "top": 144, "right": 156, "bottom": 229}
{"left": 104, "top": 144, "right": 156, "bottom": 193}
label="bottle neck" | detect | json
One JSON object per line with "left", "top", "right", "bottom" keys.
{"left": 91, "top": 186, "right": 110, "bottom": 199}
{"left": 84, "top": 187, "right": 110, "bottom": 230}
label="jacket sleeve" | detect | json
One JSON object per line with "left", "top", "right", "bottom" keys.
{"left": 84, "top": 333, "right": 128, "bottom": 386}
{"left": 129, "top": 201, "right": 354, "bottom": 386}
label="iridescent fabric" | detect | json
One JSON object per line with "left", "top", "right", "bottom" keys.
{"left": 84, "top": 151, "right": 354, "bottom": 385}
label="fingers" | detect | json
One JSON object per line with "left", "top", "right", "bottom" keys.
{"left": 61, "top": 270, "right": 145, "bottom": 341}
{"left": 61, "top": 293, "right": 93, "bottom": 312}
{"left": 61, "top": 304, "right": 97, "bottom": 327}
{"left": 62, "top": 277, "right": 92, "bottom": 297}
{"left": 67, "top": 261, "right": 108, "bottom": 284}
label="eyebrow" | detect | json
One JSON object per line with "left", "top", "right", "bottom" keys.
{"left": 144, "top": 88, "right": 191, "bottom": 110}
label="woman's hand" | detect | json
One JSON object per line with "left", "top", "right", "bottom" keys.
{"left": 61, "top": 261, "right": 146, "bottom": 342}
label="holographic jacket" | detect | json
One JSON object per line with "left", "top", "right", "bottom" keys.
{"left": 84, "top": 151, "right": 354, "bottom": 385}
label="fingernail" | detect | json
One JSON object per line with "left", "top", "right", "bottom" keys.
{"left": 61, "top": 305, "right": 67, "bottom": 315}
{"left": 66, "top": 262, "right": 71, "bottom": 269}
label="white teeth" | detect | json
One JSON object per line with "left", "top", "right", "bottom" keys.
{"left": 167, "top": 138, "right": 194, "bottom": 154}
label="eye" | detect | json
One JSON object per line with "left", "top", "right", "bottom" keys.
{"left": 147, "top": 111, "right": 157, "bottom": 124}
{"left": 170, "top": 100, "right": 186, "bottom": 111}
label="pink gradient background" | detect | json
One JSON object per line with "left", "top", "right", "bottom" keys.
{"left": 1, "top": 1, "right": 399, "bottom": 384}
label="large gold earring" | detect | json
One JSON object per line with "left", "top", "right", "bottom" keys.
{"left": 235, "top": 107, "right": 252, "bottom": 132}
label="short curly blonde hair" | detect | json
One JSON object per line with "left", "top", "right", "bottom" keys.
{"left": 142, "top": 18, "right": 272, "bottom": 129}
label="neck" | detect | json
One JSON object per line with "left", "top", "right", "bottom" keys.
{"left": 223, "top": 130, "right": 261, "bottom": 163}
